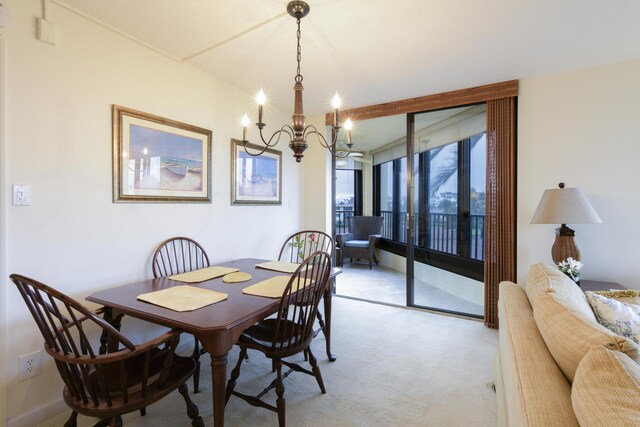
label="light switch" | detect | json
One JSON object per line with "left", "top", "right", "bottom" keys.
{"left": 12, "top": 184, "right": 31, "bottom": 206}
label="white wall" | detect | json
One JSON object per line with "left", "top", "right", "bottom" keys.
{"left": 0, "top": 33, "right": 7, "bottom": 427}
{"left": 302, "top": 113, "right": 332, "bottom": 232}
{"left": 1, "top": 0, "right": 303, "bottom": 424}
{"left": 517, "top": 58, "right": 640, "bottom": 288}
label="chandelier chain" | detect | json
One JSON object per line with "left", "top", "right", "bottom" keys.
{"left": 295, "top": 18, "right": 303, "bottom": 83}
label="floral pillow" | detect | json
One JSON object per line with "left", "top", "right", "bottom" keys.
{"left": 585, "top": 291, "right": 640, "bottom": 344}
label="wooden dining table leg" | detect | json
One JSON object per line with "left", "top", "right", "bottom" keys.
{"left": 323, "top": 280, "right": 337, "bottom": 362}
{"left": 200, "top": 333, "right": 232, "bottom": 427}
{"left": 210, "top": 353, "right": 228, "bottom": 427}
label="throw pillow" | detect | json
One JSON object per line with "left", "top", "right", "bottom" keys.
{"left": 572, "top": 346, "right": 640, "bottom": 426}
{"left": 532, "top": 291, "right": 640, "bottom": 383}
{"left": 593, "top": 289, "right": 640, "bottom": 300}
{"left": 525, "top": 262, "right": 596, "bottom": 322}
{"left": 585, "top": 291, "right": 640, "bottom": 344}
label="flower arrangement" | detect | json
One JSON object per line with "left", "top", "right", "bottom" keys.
{"left": 557, "top": 257, "right": 583, "bottom": 283}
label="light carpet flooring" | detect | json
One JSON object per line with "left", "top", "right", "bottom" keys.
{"left": 38, "top": 297, "right": 498, "bottom": 426}
{"left": 336, "top": 262, "right": 484, "bottom": 317}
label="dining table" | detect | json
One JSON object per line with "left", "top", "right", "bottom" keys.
{"left": 86, "top": 258, "right": 341, "bottom": 427}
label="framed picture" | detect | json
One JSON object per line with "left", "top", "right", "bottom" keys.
{"left": 231, "top": 139, "right": 282, "bottom": 205}
{"left": 112, "top": 105, "right": 212, "bottom": 203}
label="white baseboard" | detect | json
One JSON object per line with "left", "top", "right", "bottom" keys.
{"left": 7, "top": 398, "right": 68, "bottom": 427}
{"left": 6, "top": 337, "right": 197, "bottom": 427}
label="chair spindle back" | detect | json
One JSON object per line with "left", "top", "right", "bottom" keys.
{"left": 271, "top": 251, "right": 331, "bottom": 355}
{"left": 9, "top": 274, "right": 156, "bottom": 407}
{"left": 278, "top": 230, "right": 333, "bottom": 264}
{"left": 152, "top": 237, "right": 210, "bottom": 278}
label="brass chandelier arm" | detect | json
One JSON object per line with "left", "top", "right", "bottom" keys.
{"left": 303, "top": 125, "right": 351, "bottom": 158}
{"left": 242, "top": 125, "right": 294, "bottom": 157}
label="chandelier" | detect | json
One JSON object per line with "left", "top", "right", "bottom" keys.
{"left": 240, "top": 1, "right": 353, "bottom": 163}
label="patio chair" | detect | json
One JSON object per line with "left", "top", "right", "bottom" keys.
{"left": 10, "top": 274, "right": 203, "bottom": 427}
{"left": 336, "top": 216, "right": 383, "bottom": 269}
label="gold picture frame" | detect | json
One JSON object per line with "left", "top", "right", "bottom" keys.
{"left": 231, "top": 139, "right": 282, "bottom": 205}
{"left": 112, "top": 105, "right": 212, "bottom": 203}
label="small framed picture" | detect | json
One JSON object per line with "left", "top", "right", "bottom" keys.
{"left": 231, "top": 139, "right": 282, "bottom": 205}
{"left": 112, "top": 105, "right": 212, "bottom": 203}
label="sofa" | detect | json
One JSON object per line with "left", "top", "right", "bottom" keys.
{"left": 495, "top": 262, "right": 640, "bottom": 426}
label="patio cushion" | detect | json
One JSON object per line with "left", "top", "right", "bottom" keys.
{"left": 344, "top": 240, "right": 369, "bottom": 248}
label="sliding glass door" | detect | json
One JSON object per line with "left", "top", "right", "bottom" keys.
{"left": 408, "top": 106, "right": 486, "bottom": 317}
{"left": 334, "top": 105, "right": 486, "bottom": 317}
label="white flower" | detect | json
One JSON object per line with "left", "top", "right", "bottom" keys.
{"left": 557, "top": 257, "right": 583, "bottom": 280}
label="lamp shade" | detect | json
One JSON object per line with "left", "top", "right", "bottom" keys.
{"left": 531, "top": 187, "right": 602, "bottom": 225}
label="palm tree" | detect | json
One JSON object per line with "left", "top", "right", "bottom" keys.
{"left": 428, "top": 135, "right": 483, "bottom": 198}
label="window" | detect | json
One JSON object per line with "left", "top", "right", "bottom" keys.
{"left": 335, "top": 168, "right": 362, "bottom": 234}
{"left": 374, "top": 131, "right": 486, "bottom": 279}
{"left": 378, "top": 161, "right": 395, "bottom": 239}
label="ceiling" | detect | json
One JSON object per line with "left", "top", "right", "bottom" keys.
{"left": 57, "top": 0, "right": 640, "bottom": 117}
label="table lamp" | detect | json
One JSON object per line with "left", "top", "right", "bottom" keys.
{"left": 531, "top": 183, "right": 602, "bottom": 264}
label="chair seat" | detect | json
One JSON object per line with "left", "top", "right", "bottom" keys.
{"left": 64, "top": 351, "right": 196, "bottom": 417}
{"left": 343, "top": 240, "right": 370, "bottom": 248}
{"left": 239, "top": 319, "right": 303, "bottom": 351}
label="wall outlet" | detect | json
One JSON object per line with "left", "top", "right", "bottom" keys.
{"left": 12, "top": 184, "right": 31, "bottom": 206}
{"left": 18, "top": 351, "right": 42, "bottom": 381}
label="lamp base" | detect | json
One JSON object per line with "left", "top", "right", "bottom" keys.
{"left": 551, "top": 224, "right": 581, "bottom": 265}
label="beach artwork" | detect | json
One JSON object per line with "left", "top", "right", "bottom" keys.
{"left": 127, "top": 124, "right": 203, "bottom": 192}
{"left": 231, "top": 139, "right": 281, "bottom": 205}
{"left": 113, "top": 105, "right": 211, "bottom": 203}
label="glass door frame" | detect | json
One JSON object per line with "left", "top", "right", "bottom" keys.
{"left": 404, "top": 110, "right": 486, "bottom": 319}
{"left": 405, "top": 113, "right": 416, "bottom": 307}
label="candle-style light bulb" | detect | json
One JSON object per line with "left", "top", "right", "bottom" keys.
{"left": 332, "top": 92, "right": 341, "bottom": 126}
{"left": 241, "top": 114, "right": 250, "bottom": 141}
{"left": 256, "top": 89, "right": 266, "bottom": 124}
{"left": 332, "top": 92, "right": 341, "bottom": 109}
{"left": 256, "top": 89, "right": 266, "bottom": 106}
{"left": 344, "top": 118, "right": 353, "bottom": 130}
{"left": 344, "top": 118, "right": 353, "bottom": 146}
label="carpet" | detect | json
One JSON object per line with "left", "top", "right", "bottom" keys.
{"left": 39, "top": 297, "right": 498, "bottom": 426}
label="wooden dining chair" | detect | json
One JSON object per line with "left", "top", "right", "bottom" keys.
{"left": 152, "top": 237, "right": 211, "bottom": 279}
{"left": 278, "top": 230, "right": 334, "bottom": 347}
{"left": 225, "top": 251, "right": 332, "bottom": 427}
{"left": 152, "top": 236, "right": 209, "bottom": 393}
{"left": 10, "top": 274, "right": 203, "bottom": 427}
{"left": 278, "top": 230, "right": 333, "bottom": 263}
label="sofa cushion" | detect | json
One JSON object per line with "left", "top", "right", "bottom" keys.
{"left": 533, "top": 291, "right": 640, "bottom": 383}
{"left": 572, "top": 346, "right": 640, "bottom": 426}
{"left": 343, "top": 240, "right": 369, "bottom": 248}
{"left": 525, "top": 262, "right": 595, "bottom": 322}
{"left": 585, "top": 291, "right": 640, "bottom": 344}
{"left": 497, "top": 282, "right": 579, "bottom": 426}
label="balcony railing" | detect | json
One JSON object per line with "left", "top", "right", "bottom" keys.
{"left": 335, "top": 207, "right": 354, "bottom": 234}
{"left": 379, "top": 210, "right": 485, "bottom": 261}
